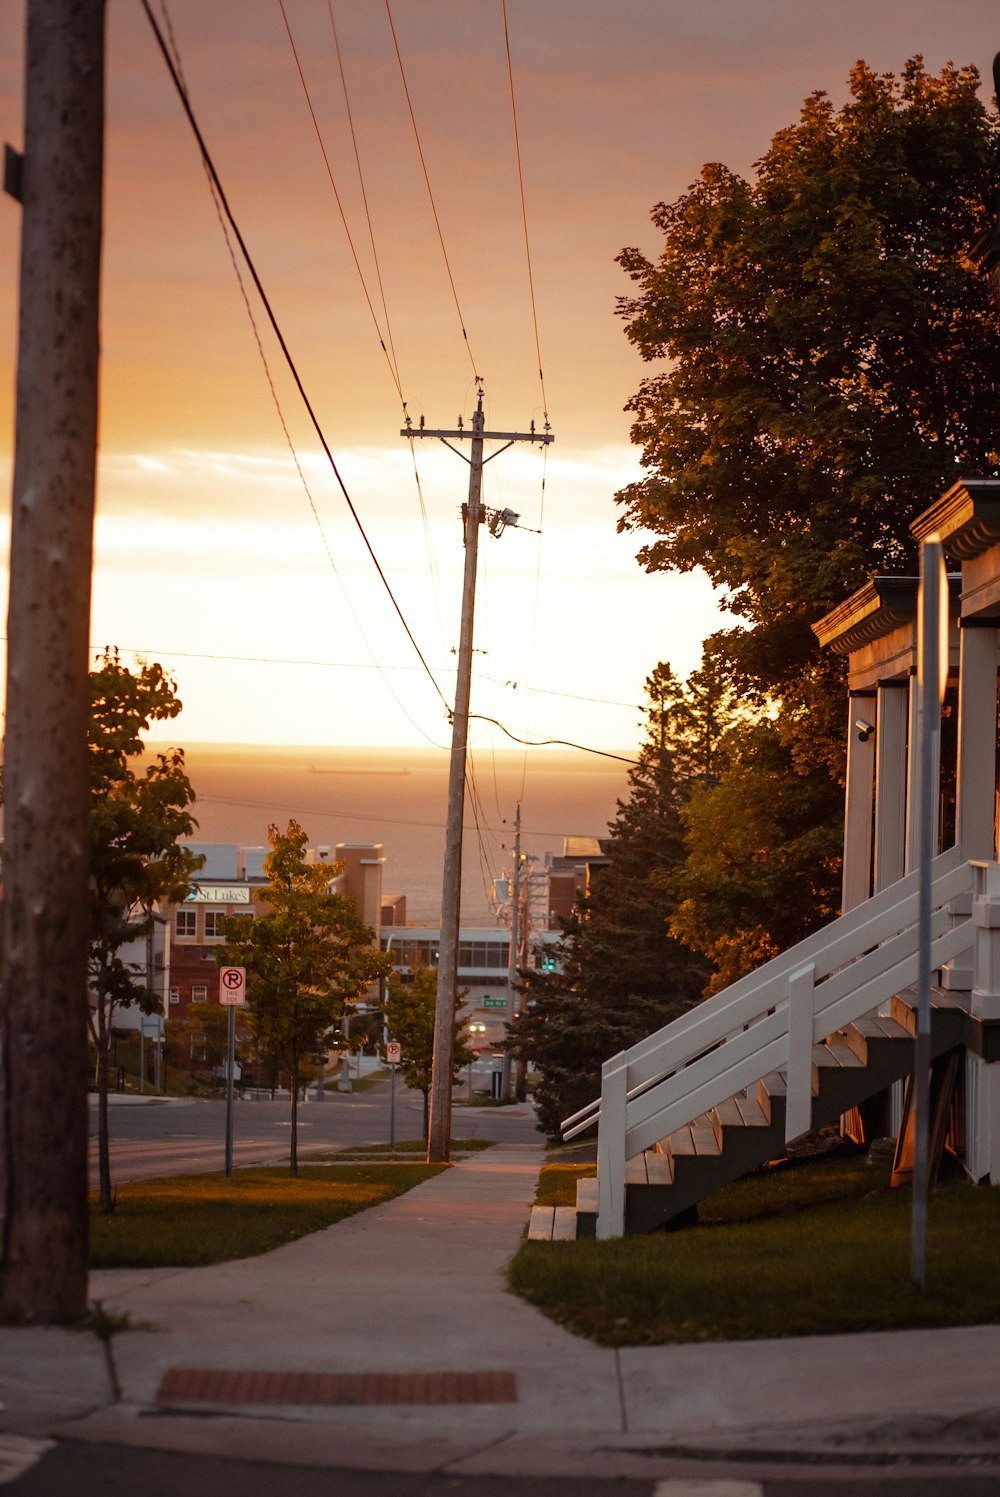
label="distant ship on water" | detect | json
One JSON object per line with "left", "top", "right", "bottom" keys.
{"left": 308, "top": 767, "right": 411, "bottom": 776}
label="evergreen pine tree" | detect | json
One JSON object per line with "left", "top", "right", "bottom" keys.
{"left": 517, "top": 665, "right": 710, "bottom": 1137}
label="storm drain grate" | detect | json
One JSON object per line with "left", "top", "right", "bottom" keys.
{"left": 157, "top": 1368, "right": 518, "bottom": 1407}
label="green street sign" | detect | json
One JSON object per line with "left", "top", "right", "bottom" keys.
{"left": 482, "top": 997, "right": 506, "bottom": 1010}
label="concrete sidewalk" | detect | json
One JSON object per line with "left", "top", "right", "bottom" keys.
{"left": 1, "top": 1143, "right": 999, "bottom": 1482}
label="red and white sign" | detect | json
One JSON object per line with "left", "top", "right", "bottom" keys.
{"left": 219, "top": 966, "right": 247, "bottom": 1006}
{"left": 386, "top": 1041, "right": 401, "bottom": 1065}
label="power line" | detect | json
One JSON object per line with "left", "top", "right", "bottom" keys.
{"left": 79, "top": 641, "right": 639, "bottom": 710}
{"left": 501, "top": 0, "right": 548, "bottom": 424}
{"left": 469, "top": 714, "right": 638, "bottom": 764}
{"left": 384, "top": 0, "right": 479, "bottom": 380}
{"left": 284, "top": 0, "right": 450, "bottom": 660}
{"left": 191, "top": 791, "right": 614, "bottom": 844}
{"left": 153, "top": 3, "right": 448, "bottom": 755}
{"left": 140, "top": 0, "right": 451, "bottom": 723}
{"left": 327, "top": 0, "right": 404, "bottom": 401}
{"left": 277, "top": 0, "right": 404, "bottom": 403}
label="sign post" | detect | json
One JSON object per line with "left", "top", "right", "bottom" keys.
{"left": 912, "top": 541, "right": 948, "bottom": 1288}
{"left": 386, "top": 1040, "right": 401, "bottom": 1148}
{"left": 140, "top": 1013, "right": 165, "bottom": 1096}
{"left": 219, "top": 966, "right": 247, "bottom": 1178}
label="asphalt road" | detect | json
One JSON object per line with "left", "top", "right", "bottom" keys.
{"left": 7, "top": 1437, "right": 1000, "bottom": 1496}
{"left": 88, "top": 1070, "right": 542, "bottom": 1185}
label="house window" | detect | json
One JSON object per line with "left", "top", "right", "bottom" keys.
{"left": 176, "top": 909, "right": 197, "bottom": 937}
{"left": 168, "top": 987, "right": 180, "bottom": 1006}
{"left": 191, "top": 983, "right": 208, "bottom": 1003}
{"left": 204, "top": 909, "right": 224, "bottom": 939}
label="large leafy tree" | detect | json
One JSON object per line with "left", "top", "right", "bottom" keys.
{"left": 670, "top": 717, "right": 843, "bottom": 993}
{"left": 382, "top": 966, "right": 475, "bottom": 1138}
{"left": 218, "top": 821, "right": 392, "bottom": 1174}
{"left": 617, "top": 57, "right": 1000, "bottom": 688}
{"left": 516, "top": 665, "right": 711, "bottom": 1137}
{"left": 613, "top": 59, "right": 1000, "bottom": 978}
{"left": 88, "top": 651, "right": 201, "bottom": 1213}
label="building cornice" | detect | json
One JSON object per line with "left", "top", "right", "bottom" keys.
{"left": 812, "top": 576, "right": 919, "bottom": 655}
{"left": 911, "top": 478, "right": 1000, "bottom": 559}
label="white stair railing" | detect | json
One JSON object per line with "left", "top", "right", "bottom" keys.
{"left": 562, "top": 847, "right": 975, "bottom": 1239}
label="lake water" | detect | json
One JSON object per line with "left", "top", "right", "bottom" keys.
{"left": 153, "top": 742, "right": 632, "bottom": 926}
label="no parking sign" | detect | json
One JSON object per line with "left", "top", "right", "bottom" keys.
{"left": 219, "top": 966, "right": 246, "bottom": 1005}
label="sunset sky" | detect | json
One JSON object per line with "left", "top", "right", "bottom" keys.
{"left": 1, "top": 1, "right": 997, "bottom": 755}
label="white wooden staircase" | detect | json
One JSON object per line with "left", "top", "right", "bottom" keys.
{"left": 530, "top": 848, "right": 982, "bottom": 1240}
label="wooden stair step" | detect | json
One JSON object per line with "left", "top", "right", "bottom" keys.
{"left": 733, "top": 1092, "right": 768, "bottom": 1126}
{"left": 551, "top": 1206, "right": 578, "bottom": 1240}
{"left": 576, "top": 1176, "right": 598, "bottom": 1211}
{"left": 667, "top": 1125, "right": 696, "bottom": 1156}
{"left": 624, "top": 1156, "right": 648, "bottom": 1185}
{"left": 757, "top": 1071, "right": 786, "bottom": 1122}
{"left": 643, "top": 1149, "right": 674, "bottom": 1185}
{"left": 713, "top": 1097, "right": 745, "bottom": 1129}
{"left": 839, "top": 1012, "right": 913, "bottom": 1063}
{"left": 527, "top": 1205, "right": 555, "bottom": 1241}
{"left": 691, "top": 1114, "right": 721, "bottom": 1155}
{"left": 816, "top": 1039, "right": 864, "bottom": 1068}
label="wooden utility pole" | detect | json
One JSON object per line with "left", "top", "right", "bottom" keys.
{"left": 0, "top": 0, "right": 105, "bottom": 1322}
{"left": 403, "top": 391, "right": 552, "bottom": 1161}
{"left": 500, "top": 803, "right": 521, "bottom": 1100}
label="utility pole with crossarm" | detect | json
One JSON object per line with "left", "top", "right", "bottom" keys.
{"left": 402, "top": 388, "right": 553, "bottom": 1161}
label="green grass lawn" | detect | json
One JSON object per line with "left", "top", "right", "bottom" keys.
{"left": 314, "top": 1138, "right": 495, "bottom": 1161}
{"left": 509, "top": 1156, "right": 1000, "bottom": 1346}
{"left": 90, "top": 1161, "right": 446, "bottom": 1269}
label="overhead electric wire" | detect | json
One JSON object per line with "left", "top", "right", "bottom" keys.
{"left": 141, "top": 0, "right": 451, "bottom": 725}
{"left": 519, "top": 438, "right": 549, "bottom": 802}
{"left": 384, "top": 0, "right": 479, "bottom": 380}
{"left": 465, "top": 748, "right": 505, "bottom": 917}
{"left": 142, "top": 3, "right": 630, "bottom": 773}
{"left": 79, "top": 639, "right": 640, "bottom": 711}
{"left": 498, "top": 2, "right": 553, "bottom": 795}
{"left": 470, "top": 714, "right": 638, "bottom": 765}
{"left": 315, "top": 0, "right": 449, "bottom": 654}
{"left": 500, "top": 0, "right": 548, "bottom": 424}
{"left": 153, "top": 3, "right": 448, "bottom": 754}
{"left": 194, "top": 790, "right": 616, "bottom": 844}
{"left": 327, "top": 0, "right": 403, "bottom": 397}
{"left": 277, "top": 0, "right": 404, "bottom": 403}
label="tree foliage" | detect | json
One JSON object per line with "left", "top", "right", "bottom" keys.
{"left": 669, "top": 716, "right": 843, "bottom": 993}
{"left": 217, "top": 821, "right": 392, "bottom": 1174}
{"left": 87, "top": 651, "right": 201, "bottom": 1212}
{"left": 516, "top": 666, "right": 711, "bottom": 1137}
{"left": 616, "top": 57, "right": 1000, "bottom": 693}
{"left": 611, "top": 59, "right": 1000, "bottom": 983}
{"left": 382, "top": 966, "right": 475, "bottom": 1136}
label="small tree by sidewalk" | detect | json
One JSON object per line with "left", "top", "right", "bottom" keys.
{"left": 217, "top": 821, "right": 392, "bottom": 1175}
{"left": 87, "top": 651, "right": 201, "bottom": 1214}
{"left": 382, "top": 966, "right": 475, "bottom": 1138}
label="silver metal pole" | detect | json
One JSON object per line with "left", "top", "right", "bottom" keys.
{"left": 912, "top": 537, "right": 944, "bottom": 1288}
{"left": 224, "top": 1003, "right": 236, "bottom": 1178}
{"left": 389, "top": 1061, "right": 396, "bottom": 1148}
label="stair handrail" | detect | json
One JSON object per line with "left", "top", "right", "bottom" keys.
{"left": 565, "top": 850, "right": 976, "bottom": 1236}
{"left": 563, "top": 845, "right": 967, "bottom": 1143}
